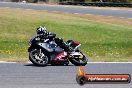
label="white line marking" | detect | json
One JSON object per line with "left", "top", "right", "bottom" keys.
{"left": 87, "top": 62, "right": 132, "bottom": 64}
{"left": 0, "top": 61, "right": 16, "bottom": 63}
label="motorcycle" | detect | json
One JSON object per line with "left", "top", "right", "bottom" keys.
{"left": 28, "top": 26, "right": 87, "bottom": 66}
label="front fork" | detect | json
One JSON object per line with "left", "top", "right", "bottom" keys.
{"left": 39, "top": 49, "right": 45, "bottom": 59}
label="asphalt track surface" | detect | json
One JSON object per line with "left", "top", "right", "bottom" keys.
{"left": 0, "top": 2, "right": 132, "bottom": 18}
{"left": 0, "top": 62, "right": 132, "bottom": 88}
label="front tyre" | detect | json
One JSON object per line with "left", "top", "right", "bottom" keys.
{"left": 70, "top": 52, "right": 87, "bottom": 66}
{"left": 29, "top": 49, "right": 49, "bottom": 66}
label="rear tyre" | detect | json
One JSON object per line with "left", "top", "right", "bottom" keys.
{"left": 29, "top": 49, "right": 49, "bottom": 66}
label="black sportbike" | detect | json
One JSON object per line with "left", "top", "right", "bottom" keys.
{"left": 28, "top": 26, "right": 87, "bottom": 66}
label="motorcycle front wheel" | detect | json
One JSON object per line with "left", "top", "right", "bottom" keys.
{"left": 29, "top": 49, "right": 49, "bottom": 66}
{"left": 69, "top": 52, "right": 87, "bottom": 66}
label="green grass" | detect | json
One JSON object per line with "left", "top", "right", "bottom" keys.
{"left": 0, "top": 8, "right": 132, "bottom": 62}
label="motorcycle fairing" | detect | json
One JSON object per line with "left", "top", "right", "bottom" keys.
{"left": 38, "top": 43, "right": 54, "bottom": 52}
{"left": 38, "top": 42, "right": 65, "bottom": 61}
{"left": 72, "top": 41, "right": 80, "bottom": 45}
{"left": 54, "top": 52, "right": 67, "bottom": 61}
{"left": 49, "top": 47, "right": 65, "bottom": 61}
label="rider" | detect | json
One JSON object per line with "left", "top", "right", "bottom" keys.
{"left": 36, "top": 26, "right": 57, "bottom": 42}
{"left": 29, "top": 26, "right": 47, "bottom": 45}
{"left": 29, "top": 26, "right": 71, "bottom": 52}
{"left": 36, "top": 26, "right": 67, "bottom": 46}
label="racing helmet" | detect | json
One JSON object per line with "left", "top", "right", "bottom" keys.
{"left": 36, "top": 26, "right": 47, "bottom": 35}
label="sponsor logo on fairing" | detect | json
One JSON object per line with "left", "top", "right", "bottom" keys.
{"left": 54, "top": 52, "right": 67, "bottom": 60}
